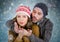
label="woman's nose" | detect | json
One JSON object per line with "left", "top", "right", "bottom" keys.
{"left": 20, "top": 17, "right": 24, "bottom": 21}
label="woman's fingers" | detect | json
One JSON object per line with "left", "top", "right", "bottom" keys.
{"left": 18, "top": 28, "right": 32, "bottom": 36}
{"left": 14, "top": 22, "right": 19, "bottom": 33}
{"left": 19, "top": 26, "right": 23, "bottom": 30}
{"left": 14, "top": 22, "right": 18, "bottom": 28}
{"left": 14, "top": 22, "right": 24, "bottom": 33}
{"left": 28, "top": 29, "right": 32, "bottom": 33}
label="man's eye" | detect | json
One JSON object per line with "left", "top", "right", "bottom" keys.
{"left": 33, "top": 10, "right": 36, "bottom": 13}
{"left": 38, "top": 13, "right": 41, "bottom": 15}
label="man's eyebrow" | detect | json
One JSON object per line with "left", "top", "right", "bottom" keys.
{"left": 33, "top": 9, "right": 35, "bottom": 11}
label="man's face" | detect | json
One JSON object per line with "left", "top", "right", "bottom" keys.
{"left": 32, "top": 7, "right": 43, "bottom": 23}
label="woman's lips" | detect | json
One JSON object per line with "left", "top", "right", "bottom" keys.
{"left": 20, "top": 22, "right": 24, "bottom": 24}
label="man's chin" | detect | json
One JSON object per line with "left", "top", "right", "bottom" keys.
{"left": 32, "top": 21, "right": 37, "bottom": 23}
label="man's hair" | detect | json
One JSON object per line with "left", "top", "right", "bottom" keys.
{"left": 34, "top": 3, "right": 48, "bottom": 17}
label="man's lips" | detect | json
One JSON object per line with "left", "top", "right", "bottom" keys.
{"left": 32, "top": 17, "right": 37, "bottom": 21}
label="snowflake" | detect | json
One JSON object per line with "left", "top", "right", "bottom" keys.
{"left": 11, "top": 2, "right": 14, "bottom": 6}
{"left": 3, "top": 2, "right": 5, "bottom": 5}
{"left": 9, "top": 7, "right": 11, "bottom": 10}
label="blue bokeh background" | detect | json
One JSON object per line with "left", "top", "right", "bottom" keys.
{"left": 0, "top": 0, "right": 60, "bottom": 42}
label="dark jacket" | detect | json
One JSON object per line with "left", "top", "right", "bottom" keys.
{"left": 29, "top": 18, "right": 53, "bottom": 42}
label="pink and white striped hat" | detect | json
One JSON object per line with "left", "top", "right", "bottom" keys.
{"left": 16, "top": 6, "right": 31, "bottom": 18}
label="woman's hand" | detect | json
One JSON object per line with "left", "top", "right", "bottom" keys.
{"left": 14, "top": 22, "right": 32, "bottom": 37}
{"left": 14, "top": 22, "right": 23, "bottom": 33}
{"left": 18, "top": 29, "right": 24, "bottom": 39}
{"left": 14, "top": 22, "right": 19, "bottom": 33}
{"left": 18, "top": 28, "right": 32, "bottom": 37}
{"left": 14, "top": 30, "right": 23, "bottom": 42}
{"left": 23, "top": 29, "right": 32, "bottom": 37}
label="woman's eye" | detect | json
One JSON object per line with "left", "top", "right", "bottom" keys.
{"left": 23, "top": 16, "right": 26, "bottom": 18}
{"left": 17, "top": 16, "right": 21, "bottom": 18}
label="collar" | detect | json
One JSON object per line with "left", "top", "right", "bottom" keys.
{"left": 37, "top": 18, "right": 44, "bottom": 25}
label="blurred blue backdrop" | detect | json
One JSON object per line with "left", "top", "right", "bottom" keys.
{"left": 0, "top": 0, "right": 60, "bottom": 42}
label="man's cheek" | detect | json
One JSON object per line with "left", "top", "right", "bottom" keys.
{"left": 32, "top": 13, "right": 34, "bottom": 16}
{"left": 36, "top": 15, "right": 39, "bottom": 19}
{"left": 37, "top": 16, "right": 41, "bottom": 20}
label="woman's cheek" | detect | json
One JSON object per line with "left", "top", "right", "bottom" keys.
{"left": 24, "top": 18, "right": 28, "bottom": 24}
{"left": 17, "top": 18, "right": 20, "bottom": 23}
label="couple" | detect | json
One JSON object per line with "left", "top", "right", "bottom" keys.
{"left": 6, "top": 3, "right": 53, "bottom": 42}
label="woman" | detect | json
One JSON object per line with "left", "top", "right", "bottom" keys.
{"left": 6, "top": 6, "right": 40, "bottom": 42}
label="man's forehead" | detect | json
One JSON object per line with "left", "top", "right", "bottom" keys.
{"left": 33, "top": 7, "right": 43, "bottom": 12}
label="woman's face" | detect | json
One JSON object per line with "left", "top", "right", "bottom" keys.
{"left": 16, "top": 13, "right": 28, "bottom": 27}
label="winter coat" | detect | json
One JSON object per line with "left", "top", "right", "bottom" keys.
{"left": 6, "top": 20, "right": 40, "bottom": 42}
{"left": 28, "top": 18, "right": 53, "bottom": 42}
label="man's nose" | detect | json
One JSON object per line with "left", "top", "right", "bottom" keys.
{"left": 34, "top": 14, "right": 37, "bottom": 17}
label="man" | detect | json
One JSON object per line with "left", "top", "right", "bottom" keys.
{"left": 28, "top": 3, "right": 53, "bottom": 42}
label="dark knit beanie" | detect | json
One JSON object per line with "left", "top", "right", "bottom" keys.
{"left": 34, "top": 3, "right": 48, "bottom": 17}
